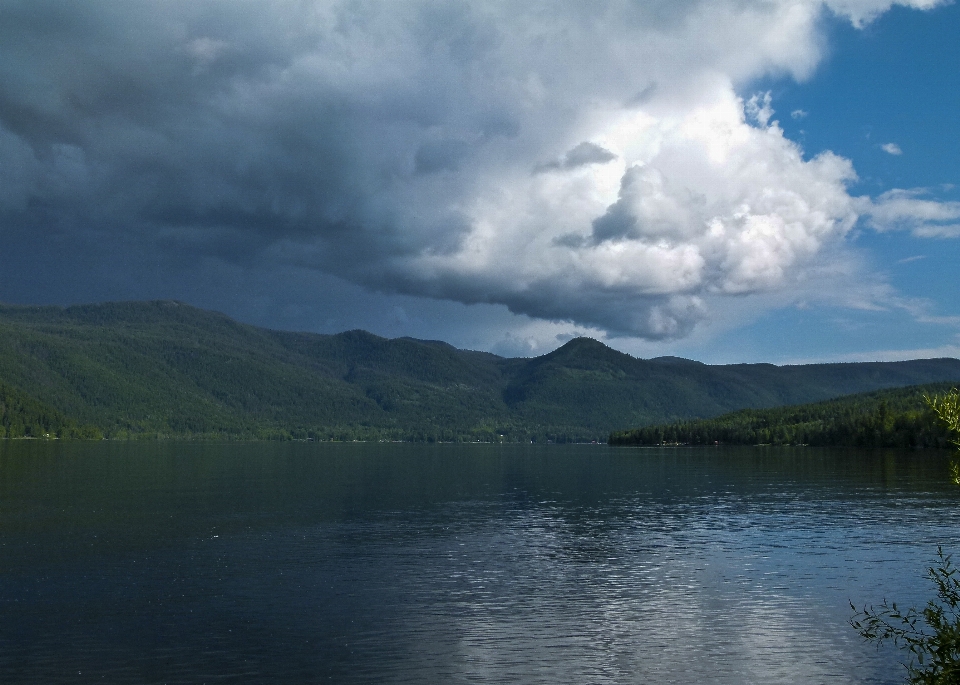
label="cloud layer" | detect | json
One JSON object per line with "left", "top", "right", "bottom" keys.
{"left": 0, "top": 0, "right": 950, "bottom": 339}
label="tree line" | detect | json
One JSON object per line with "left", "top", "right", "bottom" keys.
{"left": 609, "top": 382, "right": 960, "bottom": 448}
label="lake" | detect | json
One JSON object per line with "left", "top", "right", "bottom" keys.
{"left": 1, "top": 442, "right": 959, "bottom": 684}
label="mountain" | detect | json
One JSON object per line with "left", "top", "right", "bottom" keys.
{"left": 1, "top": 300, "right": 960, "bottom": 441}
{"left": 609, "top": 382, "right": 959, "bottom": 448}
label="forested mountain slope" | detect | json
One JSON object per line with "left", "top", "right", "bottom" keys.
{"left": 1, "top": 301, "right": 960, "bottom": 441}
{"left": 0, "top": 378, "right": 102, "bottom": 440}
{"left": 0, "top": 301, "right": 507, "bottom": 440}
{"left": 609, "top": 382, "right": 960, "bottom": 448}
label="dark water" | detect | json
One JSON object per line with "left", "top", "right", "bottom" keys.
{"left": 1, "top": 442, "right": 959, "bottom": 684}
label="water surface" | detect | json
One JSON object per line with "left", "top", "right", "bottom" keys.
{"left": 1, "top": 442, "right": 958, "bottom": 683}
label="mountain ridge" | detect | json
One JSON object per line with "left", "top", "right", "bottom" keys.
{"left": 1, "top": 300, "right": 959, "bottom": 441}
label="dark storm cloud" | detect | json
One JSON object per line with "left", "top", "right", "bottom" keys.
{"left": 0, "top": 2, "right": 496, "bottom": 300}
{"left": 3, "top": 11, "right": 329, "bottom": 188}
{"left": 0, "top": 1, "right": 532, "bottom": 282}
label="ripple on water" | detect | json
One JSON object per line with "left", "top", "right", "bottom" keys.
{"left": 0, "top": 442, "right": 957, "bottom": 683}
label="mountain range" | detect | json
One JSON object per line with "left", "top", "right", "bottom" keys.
{"left": 2, "top": 300, "right": 960, "bottom": 442}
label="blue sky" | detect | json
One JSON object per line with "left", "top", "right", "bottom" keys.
{"left": 0, "top": 1, "right": 958, "bottom": 363}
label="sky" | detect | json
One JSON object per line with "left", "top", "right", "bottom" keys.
{"left": 0, "top": 0, "right": 958, "bottom": 363}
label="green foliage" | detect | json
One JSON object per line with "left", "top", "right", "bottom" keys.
{"left": 927, "top": 389, "right": 960, "bottom": 444}
{"left": 610, "top": 383, "right": 958, "bottom": 448}
{"left": 851, "top": 548, "right": 960, "bottom": 684}
{"left": 1, "top": 300, "right": 960, "bottom": 441}
{"left": 928, "top": 390, "right": 960, "bottom": 487}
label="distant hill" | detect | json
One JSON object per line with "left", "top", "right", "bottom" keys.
{"left": 609, "top": 383, "right": 960, "bottom": 448}
{"left": 1, "top": 300, "right": 960, "bottom": 441}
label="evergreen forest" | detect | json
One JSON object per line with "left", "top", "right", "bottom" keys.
{"left": 609, "top": 383, "right": 959, "bottom": 448}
